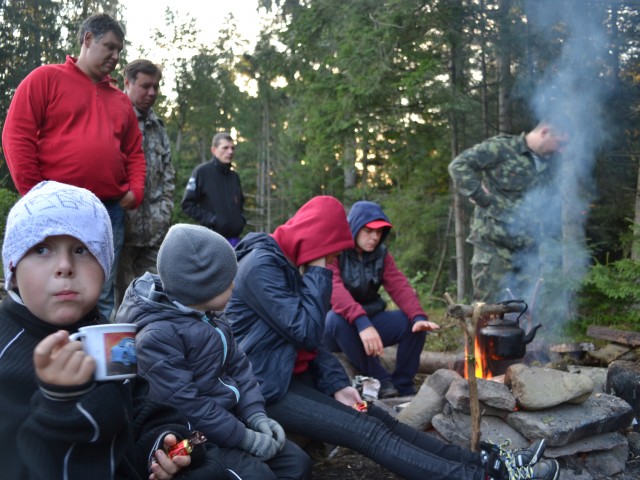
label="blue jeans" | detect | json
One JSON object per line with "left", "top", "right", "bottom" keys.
{"left": 266, "top": 375, "right": 485, "bottom": 480}
{"left": 324, "top": 309, "right": 427, "bottom": 395}
{"left": 98, "top": 201, "right": 124, "bottom": 320}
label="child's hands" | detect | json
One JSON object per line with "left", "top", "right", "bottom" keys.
{"left": 149, "top": 434, "right": 191, "bottom": 480}
{"left": 33, "top": 330, "right": 95, "bottom": 386}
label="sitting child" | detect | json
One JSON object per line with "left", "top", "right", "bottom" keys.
{"left": 0, "top": 181, "right": 227, "bottom": 480}
{"left": 116, "top": 224, "right": 312, "bottom": 480}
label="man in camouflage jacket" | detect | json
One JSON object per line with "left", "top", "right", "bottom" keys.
{"left": 448, "top": 119, "right": 569, "bottom": 302}
{"left": 116, "top": 60, "right": 175, "bottom": 310}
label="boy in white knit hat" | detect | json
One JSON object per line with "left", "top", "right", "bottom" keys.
{"left": 117, "top": 224, "right": 312, "bottom": 480}
{"left": 0, "top": 181, "right": 229, "bottom": 480}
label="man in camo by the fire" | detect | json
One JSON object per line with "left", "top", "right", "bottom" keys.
{"left": 448, "top": 117, "right": 571, "bottom": 303}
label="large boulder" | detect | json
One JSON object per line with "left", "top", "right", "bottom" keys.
{"left": 505, "top": 364, "right": 594, "bottom": 410}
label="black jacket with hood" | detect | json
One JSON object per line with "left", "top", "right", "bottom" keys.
{"left": 0, "top": 293, "right": 202, "bottom": 480}
{"left": 225, "top": 196, "right": 355, "bottom": 404}
{"left": 117, "top": 272, "right": 265, "bottom": 448}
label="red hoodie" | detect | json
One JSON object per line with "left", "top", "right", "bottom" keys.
{"left": 272, "top": 196, "right": 354, "bottom": 267}
{"left": 2, "top": 56, "right": 145, "bottom": 206}
{"left": 271, "top": 196, "right": 354, "bottom": 373}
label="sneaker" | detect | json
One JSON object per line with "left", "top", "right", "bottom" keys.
{"left": 508, "top": 459, "right": 559, "bottom": 480}
{"left": 512, "top": 439, "right": 546, "bottom": 468}
{"left": 378, "top": 379, "right": 399, "bottom": 399}
{"left": 480, "top": 438, "right": 547, "bottom": 470}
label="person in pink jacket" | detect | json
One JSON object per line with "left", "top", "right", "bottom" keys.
{"left": 324, "top": 201, "right": 440, "bottom": 398}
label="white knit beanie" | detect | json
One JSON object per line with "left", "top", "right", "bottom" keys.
{"left": 157, "top": 224, "right": 237, "bottom": 306}
{"left": 2, "top": 181, "right": 114, "bottom": 290}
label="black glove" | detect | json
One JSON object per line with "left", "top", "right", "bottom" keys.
{"left": 246, "top": 412, "right": 286, "bottom": 451}
{"left": 239, "top": 428, "right": 279, "bottom": 461}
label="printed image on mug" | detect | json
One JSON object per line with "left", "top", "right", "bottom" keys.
{"left": 70, "top": 324, "right": 137, "bottom": 381}
{"left": 106, "top": 332, "right": 137, "bottom": 376}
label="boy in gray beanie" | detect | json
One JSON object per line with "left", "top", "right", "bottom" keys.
{"left": 0, "top": 181, "right": 229, "bottom": 480}
{"left": 117, "top": 224, "right": 311, "bottom": 480}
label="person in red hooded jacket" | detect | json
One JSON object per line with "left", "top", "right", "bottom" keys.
{"left": 225, "top": 196, "right": 558, "bottom": 480}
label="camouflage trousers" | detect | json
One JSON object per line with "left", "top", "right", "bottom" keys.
{"left": 471, "top": 246, "right": 540, "bottom": 303}
{"left": 115, "top": 245, "right": 160, "bottom": 312}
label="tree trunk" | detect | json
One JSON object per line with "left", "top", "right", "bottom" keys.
{"left": 449, "top": 2, "right": 467, "bottom": 301}
{"left": 497, "top": 0, "right": 513, "bottom": 133}
{"left": 632, "top": 156, "right": 640, "bottom": 260}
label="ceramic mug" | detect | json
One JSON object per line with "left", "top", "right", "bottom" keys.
{"left": 70, "top": 324, "right": 137, "bottom": 381}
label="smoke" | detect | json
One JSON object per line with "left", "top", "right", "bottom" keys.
{"left": 505, "top": 0, "right": 615, "bottom": 329}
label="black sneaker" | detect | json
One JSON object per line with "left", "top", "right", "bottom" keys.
{"left": 511, "top": 439, "right": 546, "bottom": 468}
{"left": 480, "top": 439, "right": 547, "bottom": 470}
{"left": 378, "top": 379, "right": 399, "bottom": 399}
{"left": 508, "top": 459, "right": 559, "bottom": 480}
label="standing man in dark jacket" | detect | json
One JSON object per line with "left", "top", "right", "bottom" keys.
{"left": 181, "top": 132, "right": 245, "bottom": 246}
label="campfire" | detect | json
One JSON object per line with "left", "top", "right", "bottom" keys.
{"left": 430, "top": 298, "right": 636, "bottom": 478}
{"left": 461, "top": 300, "right": 541, "bottom": 380}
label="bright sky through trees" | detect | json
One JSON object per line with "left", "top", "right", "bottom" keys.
{"left": 120, "top": 0, "right": 263, "bottom": 58}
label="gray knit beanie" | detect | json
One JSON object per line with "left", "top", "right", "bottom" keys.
{"left": 3, "top": 181, "right": 114, "bottom": 290}
{"left": 157, "top": 224, "right": 237, "bottom": 306}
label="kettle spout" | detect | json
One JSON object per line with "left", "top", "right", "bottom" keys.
{"left": 523, "top": 323, "right": 542, "bottom": 344}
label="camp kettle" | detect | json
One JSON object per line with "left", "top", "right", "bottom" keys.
{"left": 479, "top": 300, "right": 541, "bottom": 360}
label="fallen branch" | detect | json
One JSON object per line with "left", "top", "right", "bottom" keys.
{"left": 586, "top": 325, "right": 640, "bottom": 347}
{"left": 446, "top": 301, "right": 525, "bottom": 320}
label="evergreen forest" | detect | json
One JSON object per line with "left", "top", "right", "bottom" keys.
{"left": 1, "top": 0, "right": 640, "bottom": 340}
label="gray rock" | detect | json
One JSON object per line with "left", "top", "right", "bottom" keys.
{"left": 394, "top": 369, "right": 463, "bottom": 428}
{"left": 445, "top": 377, "right": 516, "bottom": 414}
{"left": 567, "top": 365, "right": 608, "bottom": 393}
{"left": 396, "top": 384, "right": 444, "bottom": 429}
{"left": 505, "top": 364, "right": 594, "bottom": 410}
{"left": 587, "top": 343, "right": 631, "bottom": 364}
{"left": 431, "top": 410, "right": 529, "bottom": 450}
{"left": 545, "top": 432, "right": 627, "bottom": 457}
{"left": 627, "top": 431, "right": 640, "bottom": 457}
{"left": 607, "top": 360, "right": 640, "bottom": 422}
{"left": 584, "top": 442, "right": 628, "bottom": 478}
{"left": 426, "top": 368, "right": 462, "bottom": 396}
{"left": 506, "top": 393, "right": 634, "bottom": 447}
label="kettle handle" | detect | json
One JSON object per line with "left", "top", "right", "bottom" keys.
{"left": 496, "top": 299, "right": 528, "bottom": 323}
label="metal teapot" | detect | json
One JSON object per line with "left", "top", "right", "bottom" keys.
{"left": 479, "top": 300, "right": 541, "bottom": 360}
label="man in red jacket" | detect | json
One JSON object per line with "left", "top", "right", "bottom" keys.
{"left": 2, "top": 13, "right": 146, "bottom": 321}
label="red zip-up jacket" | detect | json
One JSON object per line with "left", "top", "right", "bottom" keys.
{"left": 2, "top": 56, "right": 145, "bottom": 206}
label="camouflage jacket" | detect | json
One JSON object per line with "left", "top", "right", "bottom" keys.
{"left": 448, "top": 133, "right": 555, "bottom": 255}
{"left": 124, "top": 108, "right": 175, "bottom": 247}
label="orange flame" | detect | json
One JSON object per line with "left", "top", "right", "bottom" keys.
{"left": 464, "top": 337, "right": 493, "bottom": 379}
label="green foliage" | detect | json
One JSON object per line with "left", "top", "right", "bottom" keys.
{"left": 575, "top": 259, "right": 640, "bottom": 331}
{"left": 0, "top": 187, "right": 20, "bottom": 274}
{"left": 0, "top": 188, "right": 19, "bottom": 241}
{"left": 2, "top": 0, "right": 640, "bottom": 348}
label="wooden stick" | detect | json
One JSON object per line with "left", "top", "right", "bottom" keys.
{"left": 444, "top": 294, "right": 483, "bottom": 452}
{"left": 467, "top": 303, "right": 483, "bottom": 451}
